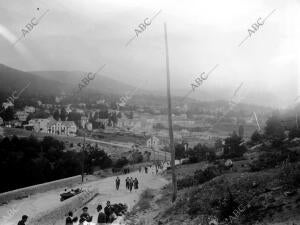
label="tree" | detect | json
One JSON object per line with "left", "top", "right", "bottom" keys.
{"left": 251, "top": 130, "right": 263, "bottom": 143}
{"left": 114, "top": 157, "right": 129, "bottom": 168}
{"left": 60, "top": 108, "right": 67, "bottom": 121}
{"left": 0, "top": 135, "right": 83, "bottom": 193}
{"left": 215, "top": 138, "right": 223, "bottom": 151}
{"left": 67, "top": 111, "right": 81, "bottom": 127}
{"left": 186, "top": 144, "right": 214, "bottom": 162}
{"left": 131, "top": 151, "right": 143, "bottom": 163}
{"left": 0, "top": 107, "right": 14, "bottom": 121}
{"left": 223, "top": 131, "right": 246, "bottom": 158}
{"left": 26, "top": 110, "right": 50, "bottom": 122}
{"left": 175, "top": 143, "right": 186, "bottom": 159}
{"left": 265, "top": 115, "right": 285, "bottom": 140}
{"left": 238, "top": 125, "right": 244, "bottom": 138}
{"left": 288, "top": 127, "right": 300, "bottom": 140}
{"left": 53, "top": 109, "right": 60, "bottom": 121}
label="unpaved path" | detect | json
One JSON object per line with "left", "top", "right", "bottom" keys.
{"left": 0, "top": 166, "right": 168, "bottom": 225}
{"left": 54, "top": 166, "right": 169, "bottom": 225}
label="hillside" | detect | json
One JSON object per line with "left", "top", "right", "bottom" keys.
{"left": 30, "top": 70, "right": 140, "bottom": 95}
{"left": 0, "top": 64, "right": 70, "bottom": 96}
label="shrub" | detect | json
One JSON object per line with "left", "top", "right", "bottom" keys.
{"left": 280, "top": 162, "right": 300, "bottom": 187}
{"left": 131, "top": 151, "right": 143, "bottom": 163}
{"left": 177, "top": 175, "right": 195, "bottom": 190}
{"left": 186, "top": 144, "right": 215, "bottom": 163}
{"left": 177, "top": 166, "right": 221, "bottom": 190}
{"left": 218, "top": 188, "right": 239, "bottom": 223}
{"left": 175, "top": 144, "right": 186, "bottom": 160}
{"left": 114, "top": 157, "right": 129, "bottom": 168}
{"left": 249, "top": 150, "right": 299, "bottom": 172}
{"left": 251, "top": 130, "right": 263, "bottom": 143}
{"left": 289, "top": 127, "right": 300, "bottom": 139}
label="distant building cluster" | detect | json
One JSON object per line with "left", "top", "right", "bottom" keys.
{"left": 25, "top": 118, "right": 77, "bottom": 136}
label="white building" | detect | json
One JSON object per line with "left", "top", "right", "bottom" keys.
{"left": 15, "top": 111, "right": 29, "bottom": 122}
{"left": 80, "top": 116, "right": 89, "bottom": 129}
{"left": 146, "top": 136, "right": 160, "bottom": 149}
{"left": 28, "top": 118, "right": 77, "bottom": 136}
{"left": 86, "top": 122, "right": 93, "bottom": 131}
{"left": 24, "top": 106, "right": 36, "bottom": 113}
{"left": 28, "top": 118, "right": 52, "bottom": 133}
{"left": 48, "top": 120, "right": 77, "bottom": 136}
{"left": 96, "top": 118, "right": 109, "bottom": 128}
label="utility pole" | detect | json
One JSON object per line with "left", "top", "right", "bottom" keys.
{"left": 81, "top": 131, "right": 86, "bottom": 183}
{"left": 164, "top": 23, "right": 177, "bottom": 202}
{"left": 253, "top": 112, "right": 261, "bottom": 131}
{"left": 165, "top": 147, "right": 167, "bottom": 162}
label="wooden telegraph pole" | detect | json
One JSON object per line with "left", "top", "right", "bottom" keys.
{"left": 164, "top": 22, "right": 177, "bottom": 202}
{"left": 296, "top": 112, "right": 299, "bottom": 129}
{"left": 81, "top": 131, "right": 86, "bottom": 183}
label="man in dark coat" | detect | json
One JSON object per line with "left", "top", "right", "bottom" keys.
{"left": 116, "top": 177, "right": 120, "bottom": 190}
{"left": 134, "top": 178, "right": 139, "bottom": 190}
{"left": 104, "top": 201, "right": 112, "bottom": 223}
{"left": 129, "top": 177, "right": 133, "bottom": 192}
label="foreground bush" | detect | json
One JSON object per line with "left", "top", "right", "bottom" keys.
{"left": 113, "top": 157, "right": 129, "bottom": 168}
{"left": 280, "top": 162, "right": 300, "bottom": 187}
{"left": 0, "top": 136, "right": 112, "bottom": 193}
{"left": 177, "top": 166, "right": 222, "bottom": 190}
{"left": 249, "top": 150, "right": 299, "bottom": 172}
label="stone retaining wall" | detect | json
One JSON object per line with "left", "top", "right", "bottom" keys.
{"left": 0, "top": 175, "right": 82, "bottom": 204}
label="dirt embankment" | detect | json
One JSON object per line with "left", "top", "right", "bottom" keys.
{"left": 124, "top": 162, "right": 300, "bottom": 225}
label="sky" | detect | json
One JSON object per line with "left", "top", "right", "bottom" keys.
{"left": 0, "top": 0, "right": 299, "bottom": 108}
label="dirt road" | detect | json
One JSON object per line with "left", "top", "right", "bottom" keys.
{"left": 55, "top": 166, "right": 168, "bottom": 224}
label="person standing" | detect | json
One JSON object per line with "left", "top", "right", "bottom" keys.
{"left": 129, "top": 177, "right": 133, "bottom": 192}
{"left": 125, "top": 177, "right": 129, "bottom": 189}
{"left": 104, "top": 201, "right": 112, "bottom": 223}
{"left": 96, "top": 204, "right": 106, "bottom": 225}
{"left": 134, "top": 178, "right": 139, "bottom": 190}
{"left": 115, "top": 177, "right": 120, "bottom": 190}
{"left": 17, "top": 215, "right": 28, "bottom": 225}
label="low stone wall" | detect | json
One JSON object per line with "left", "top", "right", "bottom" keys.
{"left": 0, "top": 175, "right": 82, "bottom": 204}
{"left": 29, "top": 189, "right": 98, "bottom": 225}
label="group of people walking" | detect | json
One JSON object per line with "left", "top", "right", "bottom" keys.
{"left": 125, "top": 177, "right": 139, "bottom": 192}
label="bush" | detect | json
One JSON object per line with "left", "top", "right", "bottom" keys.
{"left": 177, "top": 175, "right": 195, "bottom": 190}
{"left": 218, "top": 188, "right": 239, "bottom": 223}
{"left": 251, "top": 130, "right": 263, "bottom": 143}
{"left": 131, "top": 151, "right": 143, "bottom": 163}
{"left": 177, "top": 166, "right": 222, "bottom": 190}
{"left": 289, "top": 127, "right": 300, "bottom": 139}
{"left": 186, "top": 144, "right": 215, "bottom": 163}
{"left": 249, "top": 150, "right": 299, "bottom": 172}
{"left": 114, "top": 157, "right": 129, "bottom": 168}
{"left": 175, "top": 144, "right": 186, "bottom": 160}
{"left": 280, "top": 162, "right": 300, "bottom": 187}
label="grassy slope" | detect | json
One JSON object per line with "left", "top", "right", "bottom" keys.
{"left": 127, "top": 158, "right": 300, "bottom": 225}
